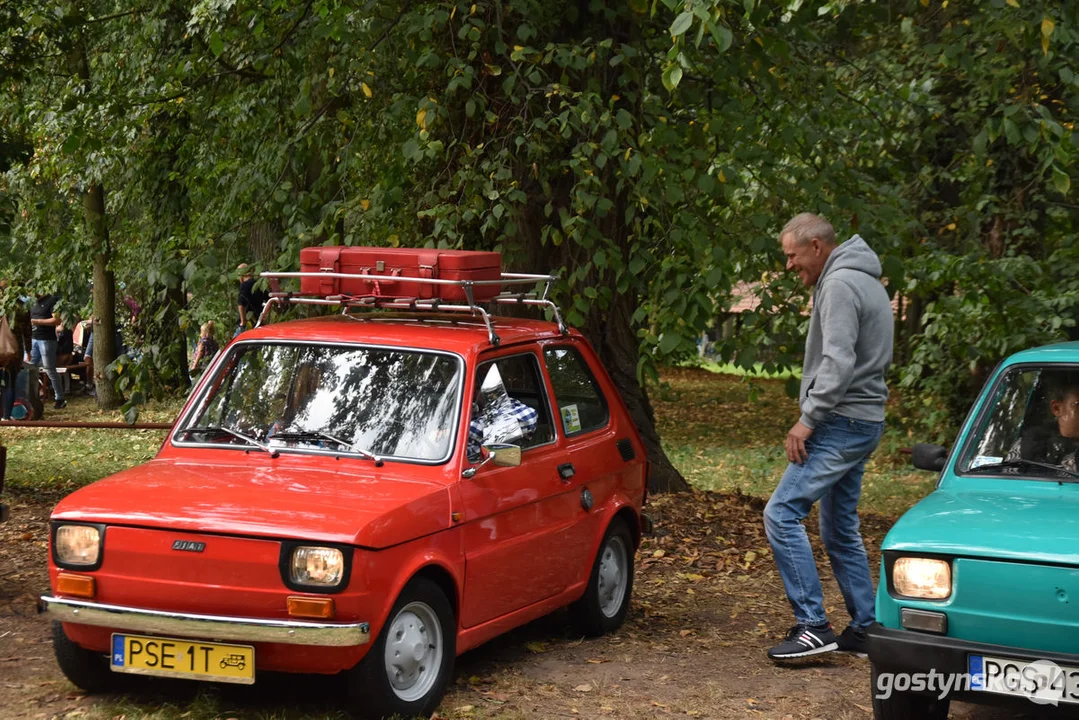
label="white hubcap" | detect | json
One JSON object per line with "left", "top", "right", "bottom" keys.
{"left": 384, "top": 601, "right": 442, "bottom": 702}
{"left": 597, "top": 535, "right": 628, "bottom": 617}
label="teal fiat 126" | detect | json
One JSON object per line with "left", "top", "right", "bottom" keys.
{"left": 869, "top": 342, "right": 1079, "bottom": 719}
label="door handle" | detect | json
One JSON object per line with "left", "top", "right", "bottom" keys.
{"left": 557, "top": 462, "right": 576, "bottom": 482}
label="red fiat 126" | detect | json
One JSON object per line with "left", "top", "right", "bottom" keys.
{"left": 40, "top": 252, "right": 648, "bottom": 719}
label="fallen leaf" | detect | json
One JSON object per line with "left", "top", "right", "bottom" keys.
{"left": 574, "top": 683, "right": 593, "bottom": 692}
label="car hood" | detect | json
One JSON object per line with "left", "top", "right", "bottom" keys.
{"left": 50, "top": 458, "right": 452, "bottom": 548}
{"left": 883, "top": 485, "right": 1079, "bottom": 566}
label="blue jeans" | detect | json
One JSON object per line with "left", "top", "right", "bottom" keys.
{"left": 31, "top": 338, "right": 63, "bottom": 401}
{"left": 764, "top": 413, "right": 883, "bottom": 629}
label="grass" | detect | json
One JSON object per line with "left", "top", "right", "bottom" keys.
{"left": 2, "top": 394, "right": 181, "bottom": 505}
{"left": 654, "top": 366, "right": 937, "bottom": 518}
{"left": 692, "top": 359, "right": 801, "bottom": 380}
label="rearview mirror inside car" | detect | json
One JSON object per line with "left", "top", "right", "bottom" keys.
{"left": 912, "top": 443, "right": 948, "bottom": 472}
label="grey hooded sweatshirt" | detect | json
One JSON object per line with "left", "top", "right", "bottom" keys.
{"left": 798, "top": 234, "right": 893, "bottom": 429}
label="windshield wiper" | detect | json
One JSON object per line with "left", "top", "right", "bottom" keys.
{"left": 970, "top": 458, "right": 1079, "bottom": 481}
{"left": 178, "top": 425, "right": 279, "bottom": 458}
{"left": 268, "top": 430, "right": 384, "bottom": 466}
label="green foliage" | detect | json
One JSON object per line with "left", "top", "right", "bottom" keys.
{"left": 0, "top": 0, "right": 1075, "bottom": 438}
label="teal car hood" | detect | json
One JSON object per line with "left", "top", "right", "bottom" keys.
{"left": 883, "top": 485, "right": 1079, "bottom": 567}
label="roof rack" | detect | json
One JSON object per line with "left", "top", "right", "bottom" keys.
{"left": 256, "top": 271, "right": 566, "bottom": 346}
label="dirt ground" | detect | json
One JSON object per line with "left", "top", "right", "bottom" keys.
{"left": 0, "top": 492, "right": 1060, "bottom": 720}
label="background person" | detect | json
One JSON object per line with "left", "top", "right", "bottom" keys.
{"left": 763, "top": 212, "right": 894, "bottom": 661}
{"left": 236, "top": 264, "right": 268, "bottom": 334}
{"left": 1, "top": 289, "right": 31, "bottom": 421}
{"left": 29, "top": 292, "right": 66, "bottom": 409}
{"left": 190, "top": 320, "right": 220, "bottom": 375}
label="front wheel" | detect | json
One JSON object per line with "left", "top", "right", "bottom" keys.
{"left": 870, "top": 662, "right": 950, "bottom": 720}
{"left": 570, "top": 518, "right": 635, "bottom": 637}
{"left": 52, "top": 622, "right": 117, "bottom": 693}
{"left": 347, "top": 576, "right": 455, "bottom": 720}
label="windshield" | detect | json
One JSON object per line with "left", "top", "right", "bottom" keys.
{"left": 959, "top": 365, "right": 1079, "bottom": 479}
{"left": 176, "top": 342, "right": 462, "bottom": 462}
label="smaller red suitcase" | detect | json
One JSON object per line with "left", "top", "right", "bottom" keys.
{"left": 299, "top": 247, "right": 502, "bottom": 302}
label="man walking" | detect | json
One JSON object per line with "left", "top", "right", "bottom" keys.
{"left": 764, "top": 213, "right": 893, "bottom": 661}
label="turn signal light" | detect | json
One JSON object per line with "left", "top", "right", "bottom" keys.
{"left": 287, "top": 596, "right": 335, "bottom": 619}
{"left": 56, "top": 573, "right": 96, "bottom": 599}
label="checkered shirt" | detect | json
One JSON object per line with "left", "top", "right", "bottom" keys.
{"left": 467, "top": 397, "right": 538, "bottom": 461}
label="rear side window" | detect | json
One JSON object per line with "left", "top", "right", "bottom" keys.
{"left": 543, "top": 346, "right": 609, "bottom": 436}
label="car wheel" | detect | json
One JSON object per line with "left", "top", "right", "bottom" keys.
{"left": 51, "top": 622, "right": 117, "bottom": 693}
{"left": 348, "top": 576, "right": 455, "bottom": 720}
{"left": 870, "top": 662, "right": 950, "bottom": 720}
{"left": 570, "top": 517, "right": 635, "bottom": 637}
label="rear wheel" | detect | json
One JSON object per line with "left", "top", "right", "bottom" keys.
{"left": 870, "top": 662, "right": 950, "bottom": 720}
{"left": 52, "top": 622, "right": 117, "bottom": 693}
{"left": 347, "top": 576, "right": 455, "bottom": 720}
{"left": 570, "top": 518, "right": 635, "bottom": 636}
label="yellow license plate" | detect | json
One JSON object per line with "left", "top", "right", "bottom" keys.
{"left": 110, "top": 633, "right": 255, "bottom": 684}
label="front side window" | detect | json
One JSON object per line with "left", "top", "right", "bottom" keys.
{"left": 467, "top": 353, "right": 554, "bottom": 461}
{"left": 176, "top": 343, "right": 462, "bottom": 462}
{"left": 543, "top": 346, "right": 609, "bottom": 436}
{"left": 959, "top": 365, "right": 1079, "bottom": 480}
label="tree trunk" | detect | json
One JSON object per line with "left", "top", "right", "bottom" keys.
{"left": 86, "top": 184, "right": 122, "bottom": 411}
{"left": 583, "top": 290, "right": 688, "bottom": 493}
{"left": 66, "top": 23, "right": 122, "bottom": 410}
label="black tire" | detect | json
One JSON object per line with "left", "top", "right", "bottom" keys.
{"left": 870, "top": 662, "right": 950, "bottom": 720}
{"left": 51, "top": 622, "right": 117, "bottom": 693}
{"left": 347, "top": 576, "right": 455, "bottom": 720}
{"left": 570, "top": 518, "right": 635, "bottom": 637}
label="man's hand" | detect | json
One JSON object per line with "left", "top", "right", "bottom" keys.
{"left": 785, "top": 421, "right": 813, "bottom": 464}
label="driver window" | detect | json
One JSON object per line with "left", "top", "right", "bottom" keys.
{"left": 468, "top": 353, "right": 554, "bottom": 461}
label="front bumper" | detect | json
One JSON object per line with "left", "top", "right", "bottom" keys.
{"left": 40, "top": 596, "right": 370, "bottom": 647}
{"left": 868, "top": 623, "right": 1079, "bottom": 673}
{"left": 869, "top": 623, "right": 1079, "bottom": 710}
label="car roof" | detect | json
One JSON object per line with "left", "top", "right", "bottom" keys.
{"left": 236, "top": 314, "right": 573, "bottom": 355}
{"left": 1003, "top": 341, "right": 1079, "bottom": 366}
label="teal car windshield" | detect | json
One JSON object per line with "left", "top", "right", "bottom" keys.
{"left": 959, "top": 364, "right": 1079, "bottom": 479}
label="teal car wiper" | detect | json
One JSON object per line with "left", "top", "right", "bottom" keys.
{"left": 178, "top": 425, "right": 279, "bottom": 458}
{"left": 971, "top": 458, "right": 1079, "bottom": 481}
{"left": 268, "top": 430, "right": 384, "bottom": 466}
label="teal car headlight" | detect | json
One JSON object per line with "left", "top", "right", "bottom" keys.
{"left": 892, "top": 556, "right": 952, "bottom": 600}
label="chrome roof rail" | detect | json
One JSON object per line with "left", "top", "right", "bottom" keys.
{"left": 255, "top": 270, "right": 566, "bottom": 345}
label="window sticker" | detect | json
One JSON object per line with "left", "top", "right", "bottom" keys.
{"left": 970, "top": 455, "right": 1003, "bottom": 470}
{"left": 561, "top": 404, "right": 582, "bottom": 434}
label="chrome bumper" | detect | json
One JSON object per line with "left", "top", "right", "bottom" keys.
{"left": 40, "top": 596, "right": 370, "bottom": 647}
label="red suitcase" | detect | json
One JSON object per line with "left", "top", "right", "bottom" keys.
{"left": 299, "top": 246, "right": 502, "bottom": 303}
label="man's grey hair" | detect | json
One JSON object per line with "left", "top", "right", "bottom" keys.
{"left": 781, "top": 212, "right": 836, "bottom": 246}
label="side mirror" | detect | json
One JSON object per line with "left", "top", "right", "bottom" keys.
{"left": 487, "top": 443, "right": 522, "bottom": 467}
{"left": 461, "top": 443, "right": 522, "bottom": 478}
{"left": 912, "top": 443, "right": 948, "bottom": 472}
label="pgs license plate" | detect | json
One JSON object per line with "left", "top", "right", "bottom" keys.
{"left": 970, "top": 654, "right": 1079, "bottom": 705}
{"left": 110, "top": 633, "right": 255, "bottom": 684}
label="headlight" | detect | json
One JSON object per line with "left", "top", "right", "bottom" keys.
{"left": 290, "top": 546, "right": 345, "bottom": 587}
{"left": 893, "top": 557, "right": 951, "bottom": 599}
{"left": 55, "top": 525, "right": 102, "bottom": 567}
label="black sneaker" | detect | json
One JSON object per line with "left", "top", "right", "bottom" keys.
{"left": 54, "top": 399, "right": 67, "bottom": 409}
{"left": 767, "top": 623, "right": 838, "bottom": 660}
{"left": 837, "top": 625, "right": 868, "bottom": 656}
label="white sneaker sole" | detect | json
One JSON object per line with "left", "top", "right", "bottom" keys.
{"left": 768, "top": 641, "right": 839, "bottom": 660}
